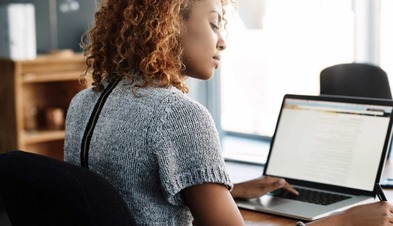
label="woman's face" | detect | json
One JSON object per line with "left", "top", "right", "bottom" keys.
{"left": 181, "top": 0, "right": 226, "bottom": 80}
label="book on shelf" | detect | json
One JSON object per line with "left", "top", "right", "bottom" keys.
{"left": 0, "top": 3, "right": 36, "bottom": 60}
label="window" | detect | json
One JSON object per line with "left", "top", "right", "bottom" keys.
{"left": 381, "top": 0, "right": 393, "bottom": 80}
{"left": 221, "top": 0, "right": 354, "bottom": 137}
{"left": 219, "top": 0, "right": 393, "bottom": 163}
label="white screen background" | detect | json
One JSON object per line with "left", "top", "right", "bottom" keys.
{"left": 266, "top": 101, "right": 390, "bottom": 191}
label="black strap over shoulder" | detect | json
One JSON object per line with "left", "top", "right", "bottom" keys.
{"left": 80, "top": 79, "right": 121, "bottom": 169}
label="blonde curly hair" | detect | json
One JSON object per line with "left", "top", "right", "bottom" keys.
{"left": 81, "top": 0, "right": 233, "bottom": 93}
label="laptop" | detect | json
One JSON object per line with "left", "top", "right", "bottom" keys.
{"left": 235, "top": 94, "right": 393, "bottom": 221}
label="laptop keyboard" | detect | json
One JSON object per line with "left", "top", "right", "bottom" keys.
{"left": 269, "top": 187, "right": 351, "bottom": 205}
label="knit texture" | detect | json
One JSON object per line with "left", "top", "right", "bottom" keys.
{"left": 64, "top": 78, "right": 232, "bottom": 225}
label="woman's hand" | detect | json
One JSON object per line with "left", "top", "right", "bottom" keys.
{"left": 309, "top": 201, "right": 393, "bottom": 226}
{"left": 339, "top": 201, "right": 393, "bottom": 226}
{"left": 230, "top": 176, "right": 298, "bottom": 199}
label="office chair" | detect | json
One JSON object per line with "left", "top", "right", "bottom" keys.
{"left": 320, "top": 62, "right": 393, "bottom": 158}
{"left": 0, "top": 150, "right": 136, "bottom": 226}
{"left": 320, "top": 63, "right": 392, "bottom": 99}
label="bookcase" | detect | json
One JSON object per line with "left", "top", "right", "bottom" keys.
{"left": 0, "top": 53, "right": 88, "bottom": 160}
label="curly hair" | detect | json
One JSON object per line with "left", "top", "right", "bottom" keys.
{"left": 81, "top": 0, "right": 233, "bottom": 93}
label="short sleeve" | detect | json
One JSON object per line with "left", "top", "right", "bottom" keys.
{"left": 151, "top": 95, "right": 232, "bottom": 205}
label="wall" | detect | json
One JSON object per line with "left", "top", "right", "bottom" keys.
{"left": 0, "top": 0, "right": 95, "bottom": 53}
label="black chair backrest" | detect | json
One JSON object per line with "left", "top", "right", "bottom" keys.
{"left": 320, "top": 63, "right": 392, "bottom": 99}
{"left": 0, "top": 150, "right": 136, "bottom": 226}
{"left": 320, "top": 63, "right": 393, "bottom": 158}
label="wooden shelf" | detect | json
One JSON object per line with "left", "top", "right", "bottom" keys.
{"left": 0, "top": 53, "right": 87, "bottom": 160}
{"left": 22, "top": 130, "right": 66, "bottom": 144}
{"left": 22, "top": 71, "right": 83, "bottom": 83}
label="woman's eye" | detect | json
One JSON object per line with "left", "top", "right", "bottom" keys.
{"left": 210, "top": 23, "right": 219, "bottom": 31}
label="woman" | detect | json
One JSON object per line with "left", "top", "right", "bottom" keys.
{"left": 64, "top": 0, "right": 393, "bottom": 225}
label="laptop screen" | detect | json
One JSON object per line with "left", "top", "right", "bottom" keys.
{"left": 265, "top": 94, "right": 393, "bottom": 192}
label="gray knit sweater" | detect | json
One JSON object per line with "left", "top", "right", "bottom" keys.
{"left": 64, "top": 78, "right": 232, "bottom": 225}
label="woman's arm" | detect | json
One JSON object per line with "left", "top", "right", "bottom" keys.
{"left": 182, "top": 183, "right": 245, "bottom": 226}
{"left": 306, "top": 201, "right": 393, "bottom": 226}
{"left": 230, "top": 176, "right": 393, "bottom": 226}
{"left": 183, "top": 180, "right": 393, "bottom": 226}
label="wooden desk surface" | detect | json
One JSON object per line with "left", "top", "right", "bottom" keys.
{"left": 228, "top": 158, "right": 393, "bottom": 225}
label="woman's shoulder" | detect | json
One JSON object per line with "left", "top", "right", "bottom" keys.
{"left": 69, "top": 87, "right": 99, "bottom": 108}
{"left": 148, "top": 87, "right": 216, "bottom": 132}
{"left": 158, "top": 87, "right": 210, "bottom": 116}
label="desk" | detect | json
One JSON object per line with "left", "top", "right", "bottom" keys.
{"left": 225, "top": 158, "right": 393, "bottom": 225}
